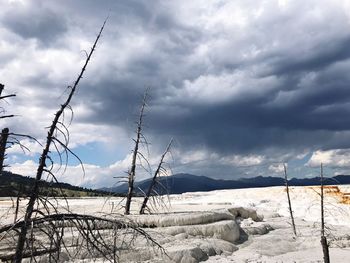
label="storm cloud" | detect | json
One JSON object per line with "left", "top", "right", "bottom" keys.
{"left": 2, "top": 0, "right": 350, "bottom": 186}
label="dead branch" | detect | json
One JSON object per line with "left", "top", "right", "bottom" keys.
{"left": 0, "top": 94, "right": 16, "bottom": 100}
{"left": 0, "top": 84, "right": 16, "bottom": 120}
{"left": 0, "top": 114, "right": 15, "bottom": 119}
{"left": 140, "top": 139, "right": 173, "bottom": 214}
{"left": 1, "top": 213, "right": 164, "bottom": 262}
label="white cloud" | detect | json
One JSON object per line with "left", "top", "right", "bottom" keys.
{"left": 175, "top": 148, "right": 264, "bottom": 167}
{"left": 219, "top": 154, "right": 265, "bottom": 167}
{"left": 7, "top": 138, "right": 44, "bottom": 156}
{"left": 8, "top": 154, "right": 132, "bottom": 189}
{"left": 307, "top": 150, "right": 350, "bottom": 168}
{"left": 9, "top": 160, "right": 37, "bottom": 177}
{"left": 176, "top": 72, "right": 278, "bottom": 105}
{"left": 7, "top": 150, "right": 175, "bottom": 189}
{"left": 268, "top": 163, "right": 285, "bottom": 174}
{"left": 175, "top": 149, "right": 217, "bottom": 164}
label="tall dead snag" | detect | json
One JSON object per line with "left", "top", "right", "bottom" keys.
{"left": 13, "top": 20, "right": 107, "bottom": 263}
{"left": 140, "top": 139, "right": 173, "bottom": 214}
{"left": 320, "top": 163, "right": 330, "bottom": 263}
{"left": 0, "top": 127, "right": 9, "bottom": 172}
{"left": 125, "top": 89, "right": 149, "bottom": 215}
{"left": 0, "top": 84, "right": 16, "bottom": 172}
{"left": 0, "top": 84, "right": 16, "bottom": 119}
{"left": 283, "top": 163, "right": 296, "bottom": 236}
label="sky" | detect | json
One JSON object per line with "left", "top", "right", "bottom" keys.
{"left": 2, "top": 0, "right": 350, "bottom": 188}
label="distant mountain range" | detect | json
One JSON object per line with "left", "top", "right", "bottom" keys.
{"left": 3, "top": 171, "right": 350, "bottom": 197}
{"left": 101, "top": 173, "right": 350, "bottom": 195}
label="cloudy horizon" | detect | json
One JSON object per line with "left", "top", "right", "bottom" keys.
{"left": 2, "top": 0, "right": 350, "bottom": 188}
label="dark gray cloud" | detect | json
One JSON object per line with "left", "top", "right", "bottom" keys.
{"left": 3, "top": 0, "right": 350, "bottom": 182}
{"left": 65, "top": 0, "right": 350, "bottom": 157}
{"left": 2, "top": 5, "right": 67, "bottom": 46}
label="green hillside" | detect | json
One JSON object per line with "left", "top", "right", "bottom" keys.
{"left": 0, "top": 171, "right": 112, "bottom": 197}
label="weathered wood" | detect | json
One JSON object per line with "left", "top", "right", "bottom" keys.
{"left": 321, "top": 236, "right": 330, "bottom": 263}
{"left": 0, "top": 83, "right": 4, "bottom": 96}
{"left": 13, "top": 20, "right": 107, "bottom": 263}
{"left": 125, "top": 89, "right": 149, "bottom": 215}
{"left": 140, "top": 139, "right": 173, "bottom": 214}
{"left": 0, "top": 127, "right": 9, "bottom": 172}
{"left": 320, "top": 163, "right": 330, "bottom": 263}
{"left": 283, "top": 164, "right": 296, "bottom": 236}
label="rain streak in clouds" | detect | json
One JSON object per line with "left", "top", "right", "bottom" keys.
{"left": 2, "top": 0, "right": 350, "bottom": 188}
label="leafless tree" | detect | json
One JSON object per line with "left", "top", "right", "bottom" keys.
{"left": 0, "top": 213, "right": 164, "bottom": 262}
{"left": 0, "top": 21, "right": 165, "bottom": 263}
{"left": 283, "top": 163, "right": 297, "bottom": 236}
{"left": 0, "top": 127, "right": 9, "bottom": 172}
{"left": 12, "top": 20, "right": 107, "bottom": 263}
{"left": 125, "top": 89, "right": 149, "bottom": 215}
{"left": 0, "top": 129, "right": 41, "bottom": 174}
{"left": 0, "top": 85, "right": 38, "bottom": 173}
{"left": 0, "top": 84, "right": 16, "bottom": 119}
{"left": 320, "top": 163, "right": 330, "bottom": 263}
{"left": 139, "top": 138, "right": 173, "bottom": 214}
{"left": 0, "top": 84, "right": 14, "bottom": 172}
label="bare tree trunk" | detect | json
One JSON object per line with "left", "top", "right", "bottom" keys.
{"left": 13, "top": 20, "right": 106, "bottom": 263}
{"left": 0, "top": 127, "right": 9, "bottom": 173}
{"left": 0, "top": 83, "right": 16, "bottom": 113}
{"left": 140, "top": 139, "right": 173, "bottom": 214}
{"left": 0, "top": 83, "right": 4, "bottom": 96}
{"left": 125, "top": 89, "right": 148, "bottom": 215}
{"left": 320, "top": 163, "right": 330, "bottom": 263}
{"left": 14, "top": 188, "right": 21, "bottom": 223}
{"left": 283, "top": 164, "right": 296, "bottom": 236}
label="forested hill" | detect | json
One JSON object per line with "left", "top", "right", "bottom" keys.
{"left": 0, "top": 171, "right": 110, "bottom": 197}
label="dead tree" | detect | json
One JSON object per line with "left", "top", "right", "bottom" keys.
{"left": 0, "top": 127, "right": 9, "bottom": 172}
{"left": 320, "top": 163, "right": 330, "bottom": 263}
{"left": 124, "top": 89, "right": 149, "bottom": 215}
{"left": 0, "top": 85, "right": 14, "bottom": 171}
{"left": 0, "top": 213, "right": 164, "bottom": 262}
{"left": 13, "top": 20, "right": 107, "bottom": 263}
{"left": 283, "top": 163, "right": 297, "bottom": 236}
{"left": 0, "top": 129, "right": 37, "bottom": 173}
{"left": 140, "top": 139, "right": 173, "bottom": 214}
{"left": 0, "top": 85, "right": 36, "bottom": 173}
{"left": 0, "top": 85, "right": 19, "bottom": 172}
{"left": 0, "top": 84, "right": 16, "bottom": 119}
